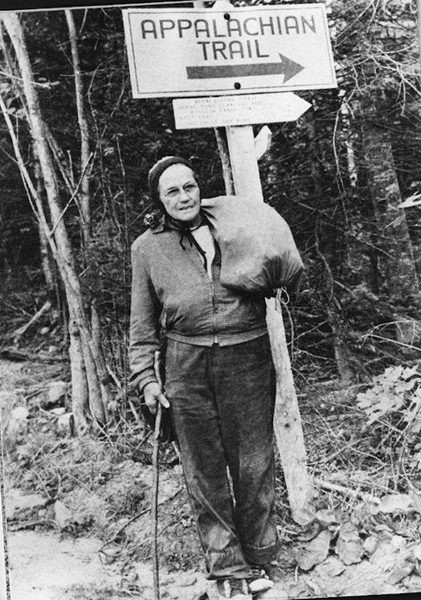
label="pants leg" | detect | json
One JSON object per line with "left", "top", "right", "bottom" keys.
{"left": 214, "top": 335, "right": 279, "bottom": 565}
{"left": 165, "top": 336, "right": 278, "bottom": 579}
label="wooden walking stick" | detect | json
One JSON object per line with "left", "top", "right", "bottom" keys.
{"left": 152, "top": 350, "right": 163, "bottom": 600}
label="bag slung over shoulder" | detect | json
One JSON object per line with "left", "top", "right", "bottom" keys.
{"left": 201, "top": 196, "right": 304, "bottom": 296}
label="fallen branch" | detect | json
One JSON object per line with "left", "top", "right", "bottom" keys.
{"left": 0, "top": 348, "right": 68, "bottom": 363}
{"left": 10, "top": 299, "right": 52, "bottom": 342}
{"left": 315, "top": 478, "right": 380, "bottom": 503}
{"left": 11, "top": 519, "right": 59, "bottom": 531}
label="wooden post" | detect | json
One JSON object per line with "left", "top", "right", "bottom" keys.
{"left": 226, "top": 126, "right": 263, "bottom": 202}
{"left": 226, "top": 124, "right": 313, "bottom": 524}
{"left": 191, "top": 0, "right": 313, "bottom": 525}
{"left": 266, "top": 300, "right": 313, "bottom": 523}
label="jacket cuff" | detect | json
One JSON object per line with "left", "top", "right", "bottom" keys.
{"left": 130, "top": 373, "right": 158, "bottom": 394}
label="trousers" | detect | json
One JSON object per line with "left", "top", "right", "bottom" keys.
{"left": 165, "top": 334, "right": 279, "bottom": 580}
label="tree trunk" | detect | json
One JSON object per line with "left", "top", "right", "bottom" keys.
{"left": 361, "top": 98, "right": 419, "bottom": 348}
{"left": 339, "top": 96, "right": 358, "bottom": 189}
{"left": 91, "top": 301, "right": 110, "bottom": 422}
{"left": 308, "top": 109, "right": 354, "bottom": 381}
{"left": 65, "top": 9, "right": 91, "bottom": 246}
{"left": 362, "top": 100, "right": 419, "bottom": 303}
{"left": 1, "top": 13, "right": 108, "bottom": 431}
{"left": 34, "top": 159, "right": 55, "bottom": 292}
{"left": 68, "top": 313, "right": 90, "bottom": 433}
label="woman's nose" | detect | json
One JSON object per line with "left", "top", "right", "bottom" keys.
{"left": 179, "top": 189, "right": 190, "bottom": 201}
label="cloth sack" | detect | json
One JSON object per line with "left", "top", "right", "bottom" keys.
{"left": 201, "top": 196, "right": 303, "bottom": 296}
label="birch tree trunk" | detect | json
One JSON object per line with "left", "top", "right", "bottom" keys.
{"left": 65, "top": 9, "right": 91, "bottom": 246}
{"left": 0, "top": 81, "right": 92, "bottom": 425}
{"left": 34, "top": 159, "right": 55, "bottom": 292}
{"left": 65, "top": 9, "right": 112, "bottom": 415}
{"left": 69, "top": 315, "right": 90, "bottom": 433}
{"left": 1, "top": 13, "right": 108, "bottom": 431}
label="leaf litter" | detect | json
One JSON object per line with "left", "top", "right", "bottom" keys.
{"left": 3, "top": 360, "right": 421, "bottom": 598}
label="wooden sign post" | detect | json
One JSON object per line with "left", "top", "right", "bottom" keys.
{"left": 194, "top": 1, "right": 317, "bottom": 524}
{"left": 225, "top": 121, "right": 313, "bottom": 524}
{"left": 123, "top": 0, "right": 337, "bottom": 523}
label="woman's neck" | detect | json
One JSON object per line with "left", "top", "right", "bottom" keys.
{"left": 166, "top": 212, "right": 204, "bottom": 231}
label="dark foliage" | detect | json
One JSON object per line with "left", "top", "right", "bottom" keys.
{"left": 1, "top": 1, "right": 421, "bottom": 385}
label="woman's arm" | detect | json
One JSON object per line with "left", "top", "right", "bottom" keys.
{"left": 129, "top": 238, "right": 162, "bottom": 394}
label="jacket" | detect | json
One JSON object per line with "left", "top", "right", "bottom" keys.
{"left": 129, "top": 217, "right": 268, "bottom": 392}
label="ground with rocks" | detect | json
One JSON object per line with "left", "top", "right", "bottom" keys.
{"left": 2, "top": 358, "right": 421, "bottom": 599}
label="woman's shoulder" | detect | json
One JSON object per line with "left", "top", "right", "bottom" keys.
{"left": 131, "top": 228, "right": 157, "bottom": 254}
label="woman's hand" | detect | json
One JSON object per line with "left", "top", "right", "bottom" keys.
{"left": 143, "top": 381, "right": 170, "bottom": 415}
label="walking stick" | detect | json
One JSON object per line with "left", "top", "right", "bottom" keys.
{"left": 152, "top": 350, "right": 163, "bottom": 600}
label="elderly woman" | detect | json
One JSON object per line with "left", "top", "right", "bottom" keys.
{"left": 129, "top": 156, "right": 299, "bottom": 600}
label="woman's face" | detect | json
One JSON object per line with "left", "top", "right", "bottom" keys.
{"left": 158, "top": 164, "right": 201, "bottom": 225}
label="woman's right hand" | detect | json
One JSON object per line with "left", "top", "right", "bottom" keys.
{"left": 142, "top": 381, "right": 170, "bottom": 415}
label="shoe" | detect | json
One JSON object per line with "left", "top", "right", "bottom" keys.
{"left": 262, "top": 561, "right": 280, "bottom": 579}
{"left": 206, "top": 578, "right": 252, "bottom": 599}
{"left": 248, "top": 566, "right": 273, "bottom": 595}
{"left": 248, "top": 563, "right": 288, "bottom": 600}
{"left": 252, "top": 582, "right": 288, "bottom": 600}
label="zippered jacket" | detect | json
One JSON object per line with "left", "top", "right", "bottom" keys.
{"left": 129, "top": 218, "right": 267, "bottom": 392}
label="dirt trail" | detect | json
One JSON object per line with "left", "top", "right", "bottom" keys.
{"left": 1, "top": 359, "right": 420, "bottom": 599}
{"left": 1, "top": 361, "right": 118, "bottom": 599}
{"left": 8, "top": 531, "right": 119, "bottom": 600}
{"left": 7, "top": 528, "right": 207, "bottom": 600}
{"left": 1, "top": 359, "right": 207, "bottom": 600}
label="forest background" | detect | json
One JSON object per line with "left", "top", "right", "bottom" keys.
{"left": 2, "top": 1, "right": 421, "bottom": 599}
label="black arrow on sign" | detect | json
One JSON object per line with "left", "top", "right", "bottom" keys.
{"left": 186, "top": 53, "right": 304, "bottom": 82}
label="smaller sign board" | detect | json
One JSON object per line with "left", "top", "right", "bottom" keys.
{"left": 173, "top": 92, "right": 311, "bottom": 129}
